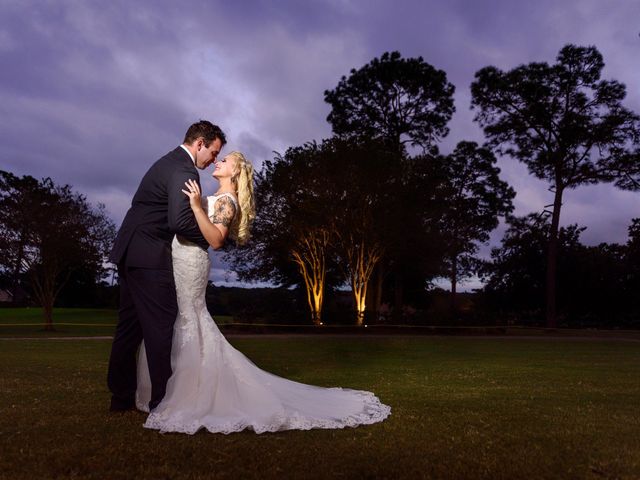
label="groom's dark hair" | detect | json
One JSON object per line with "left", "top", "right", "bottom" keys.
{"left": 183, "top": 120, "right": 227, "bottom": 147}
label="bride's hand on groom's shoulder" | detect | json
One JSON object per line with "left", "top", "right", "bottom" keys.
{"left": 182, "top": 179, "right": 203, "bottom": 213}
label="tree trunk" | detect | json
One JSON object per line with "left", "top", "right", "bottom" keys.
{"left": 351, "top": 266, "right": 368, "bottom": 327}
{"left": 353, "top": 287, "right": 366, "bottom": 326}
{"left": 310, "top": 309, "right": 322, "bottom": 326}
{"left": 371, "top": 263, "right": 384, "bottom": 323}
{"left": 450, "top": 255, "right": 458, "bottom": 318}
{"left": 31, "top": 260, "right": 69, "bottom": 333}
{"left": 342, "top": 239, "right": 381, "bottom": 326}
{"left": 303, "top": 280, "right": 323, "bottom": 326}
{"left": 306, "top": 280, "right": 324, "bottom": 326}
{"left": 393, "top": 271, "right": 403, "bottom": 323}
{"left": 43, "top": 299, "right": 54, "bottom": 331}
{"left": 291, "top": 232, "right": 328, "bottom": 327}
{"left": 11, "top": 228, "right": 26, "bottom": 301}
{"left": 545, "top": 185, "right": 564, "bottom": 329}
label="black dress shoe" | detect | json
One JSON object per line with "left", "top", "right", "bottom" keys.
{"left": 110, "top": 397, "right": 136, "bottom": 412}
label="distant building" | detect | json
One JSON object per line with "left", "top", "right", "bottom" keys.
{"left": 0, "top": 287, "right": 29, "bottom": 305}
{"left": 0, "top": 289, "right": 13, "bottom": 303}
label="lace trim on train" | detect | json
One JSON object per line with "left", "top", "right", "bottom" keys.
{"left": 143, "top": 391, "right": 391, "bottom": 435}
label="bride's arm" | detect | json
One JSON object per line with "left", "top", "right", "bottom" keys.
{"left": 182, "top": 179, "right": 235, "bottom": 250}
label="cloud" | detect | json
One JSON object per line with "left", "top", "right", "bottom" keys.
{"left": 208, "top": 254, "right": 272, "bottom": 288}
{"left": 1, "top": 0, "right": 639, "bottom": 287}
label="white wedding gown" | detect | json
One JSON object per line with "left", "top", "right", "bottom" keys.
{"left": 135, "top": 193, "right": 391, "bottom": 434}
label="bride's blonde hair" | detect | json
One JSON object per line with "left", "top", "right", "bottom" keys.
{"left": 228, "top": 151, "right": 255, "bottom": 245}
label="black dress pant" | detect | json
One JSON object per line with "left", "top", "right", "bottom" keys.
{"left": 107, "top": 264, "right": 177, "bottom": 411}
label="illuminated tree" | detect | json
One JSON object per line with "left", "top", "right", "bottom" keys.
{"left": 336, "top": 227, "right": 383, "bottom": 326}
{"left": 228, "top": 138, "right": 400, "bottom": 325}
{"left": 226, "top": 143, "right": 339, "bottom": 324}
{"left": 325, "top": 139, "right": 393, "bottom": 324}
{"left": 471, "top": 44, "right": 640, "bottom": 327}
{"left": 291, "top": 228, "right": 330, "bottom": 325}
{"left": 325, "top": 51, "right": 456, "bottom": 319}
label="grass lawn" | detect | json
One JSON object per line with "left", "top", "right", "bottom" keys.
{"left": 0, "top": 308, "right": 233, "bottom": 336}
{"left": 0, "top": 336, "right": 639, "bottom": 479}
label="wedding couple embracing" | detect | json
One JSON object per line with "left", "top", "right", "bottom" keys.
{"left": 107, "top": 120, "right": 391, "bottom": 434}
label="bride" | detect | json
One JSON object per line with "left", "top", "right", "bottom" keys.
{"left": 136, "top": 151, "right": 391, "bottom": 434}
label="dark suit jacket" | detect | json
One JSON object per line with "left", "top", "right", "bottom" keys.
{"left": 109, "top": 147, "right": 208, "bottom": 269}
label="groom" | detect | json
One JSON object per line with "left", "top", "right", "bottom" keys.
{"left": 107, "top": 120, "right": 226, "bottom": 412}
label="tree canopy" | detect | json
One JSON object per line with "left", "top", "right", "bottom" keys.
{"left": 324, "top": 51, "right": 455, "bottom": 153}
{"left": 435, "top": 141, "right": 515, "bottom": 302}
{"left": 471, "top": 43, "right": 640, "bottom": 327}
{"left": 0, "top": 170, "right": 116, "bottom": 328}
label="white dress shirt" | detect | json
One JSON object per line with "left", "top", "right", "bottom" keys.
{"left": 180, "top": 144, "right": 196, "bottom": 165}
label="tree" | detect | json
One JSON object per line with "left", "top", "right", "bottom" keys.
{"left": 226, "top": 143, "right": 341, "bottom": 325}
{"left": 324, "top": 51, "right": 455, "bottom": 153}
{"left": 480, "top": 213, "right": 585, "bottom": 323}
{"left": 324, "top": 51, "right": 456, "bottom": 320}
{"left": 290, "top": 227, "right": 330, "bottom": 325}
{"left": 481, "top": 213, "right": 635, "bottom": 327}
{"left": 226, "top": 138, "right": 400, "bottom": 325}
{"left": 471, "top": 44, "right": 640, "bottom": 327}
{"left": 335, "top": 223, "right": 383, "bottom": 326}
{"left": 563, "top": 242, "right": 627, "bottom": 326}
{"left": 623, "top": 218, "right": 640, "bottom": 317}
{"left": 0, "top": 170, "right": 116, "bottom": 329}
{"left": 374, "top": 153, "right": 450, "bottom": 322}
{"left": 329, "top": 151, "right": 384, "bottom": 325}
{"left": 0, "top": 173, "right": 40, "bottom": 301}
{"left": 436, "top": 141, "right": 515, "bottom": 310}
{"left": 324, "top": 138, "right": 411, "bottom": 325}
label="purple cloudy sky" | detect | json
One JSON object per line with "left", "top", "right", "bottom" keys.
{"left": 1, "top": 0, "right": 639, "bottom": 289}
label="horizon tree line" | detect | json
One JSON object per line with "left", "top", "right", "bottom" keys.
{"left": 228, "top": 44, "right": 640, "bottom": 327}
{"left": 1, "top": 44, "right": 639, "bottom": 329}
